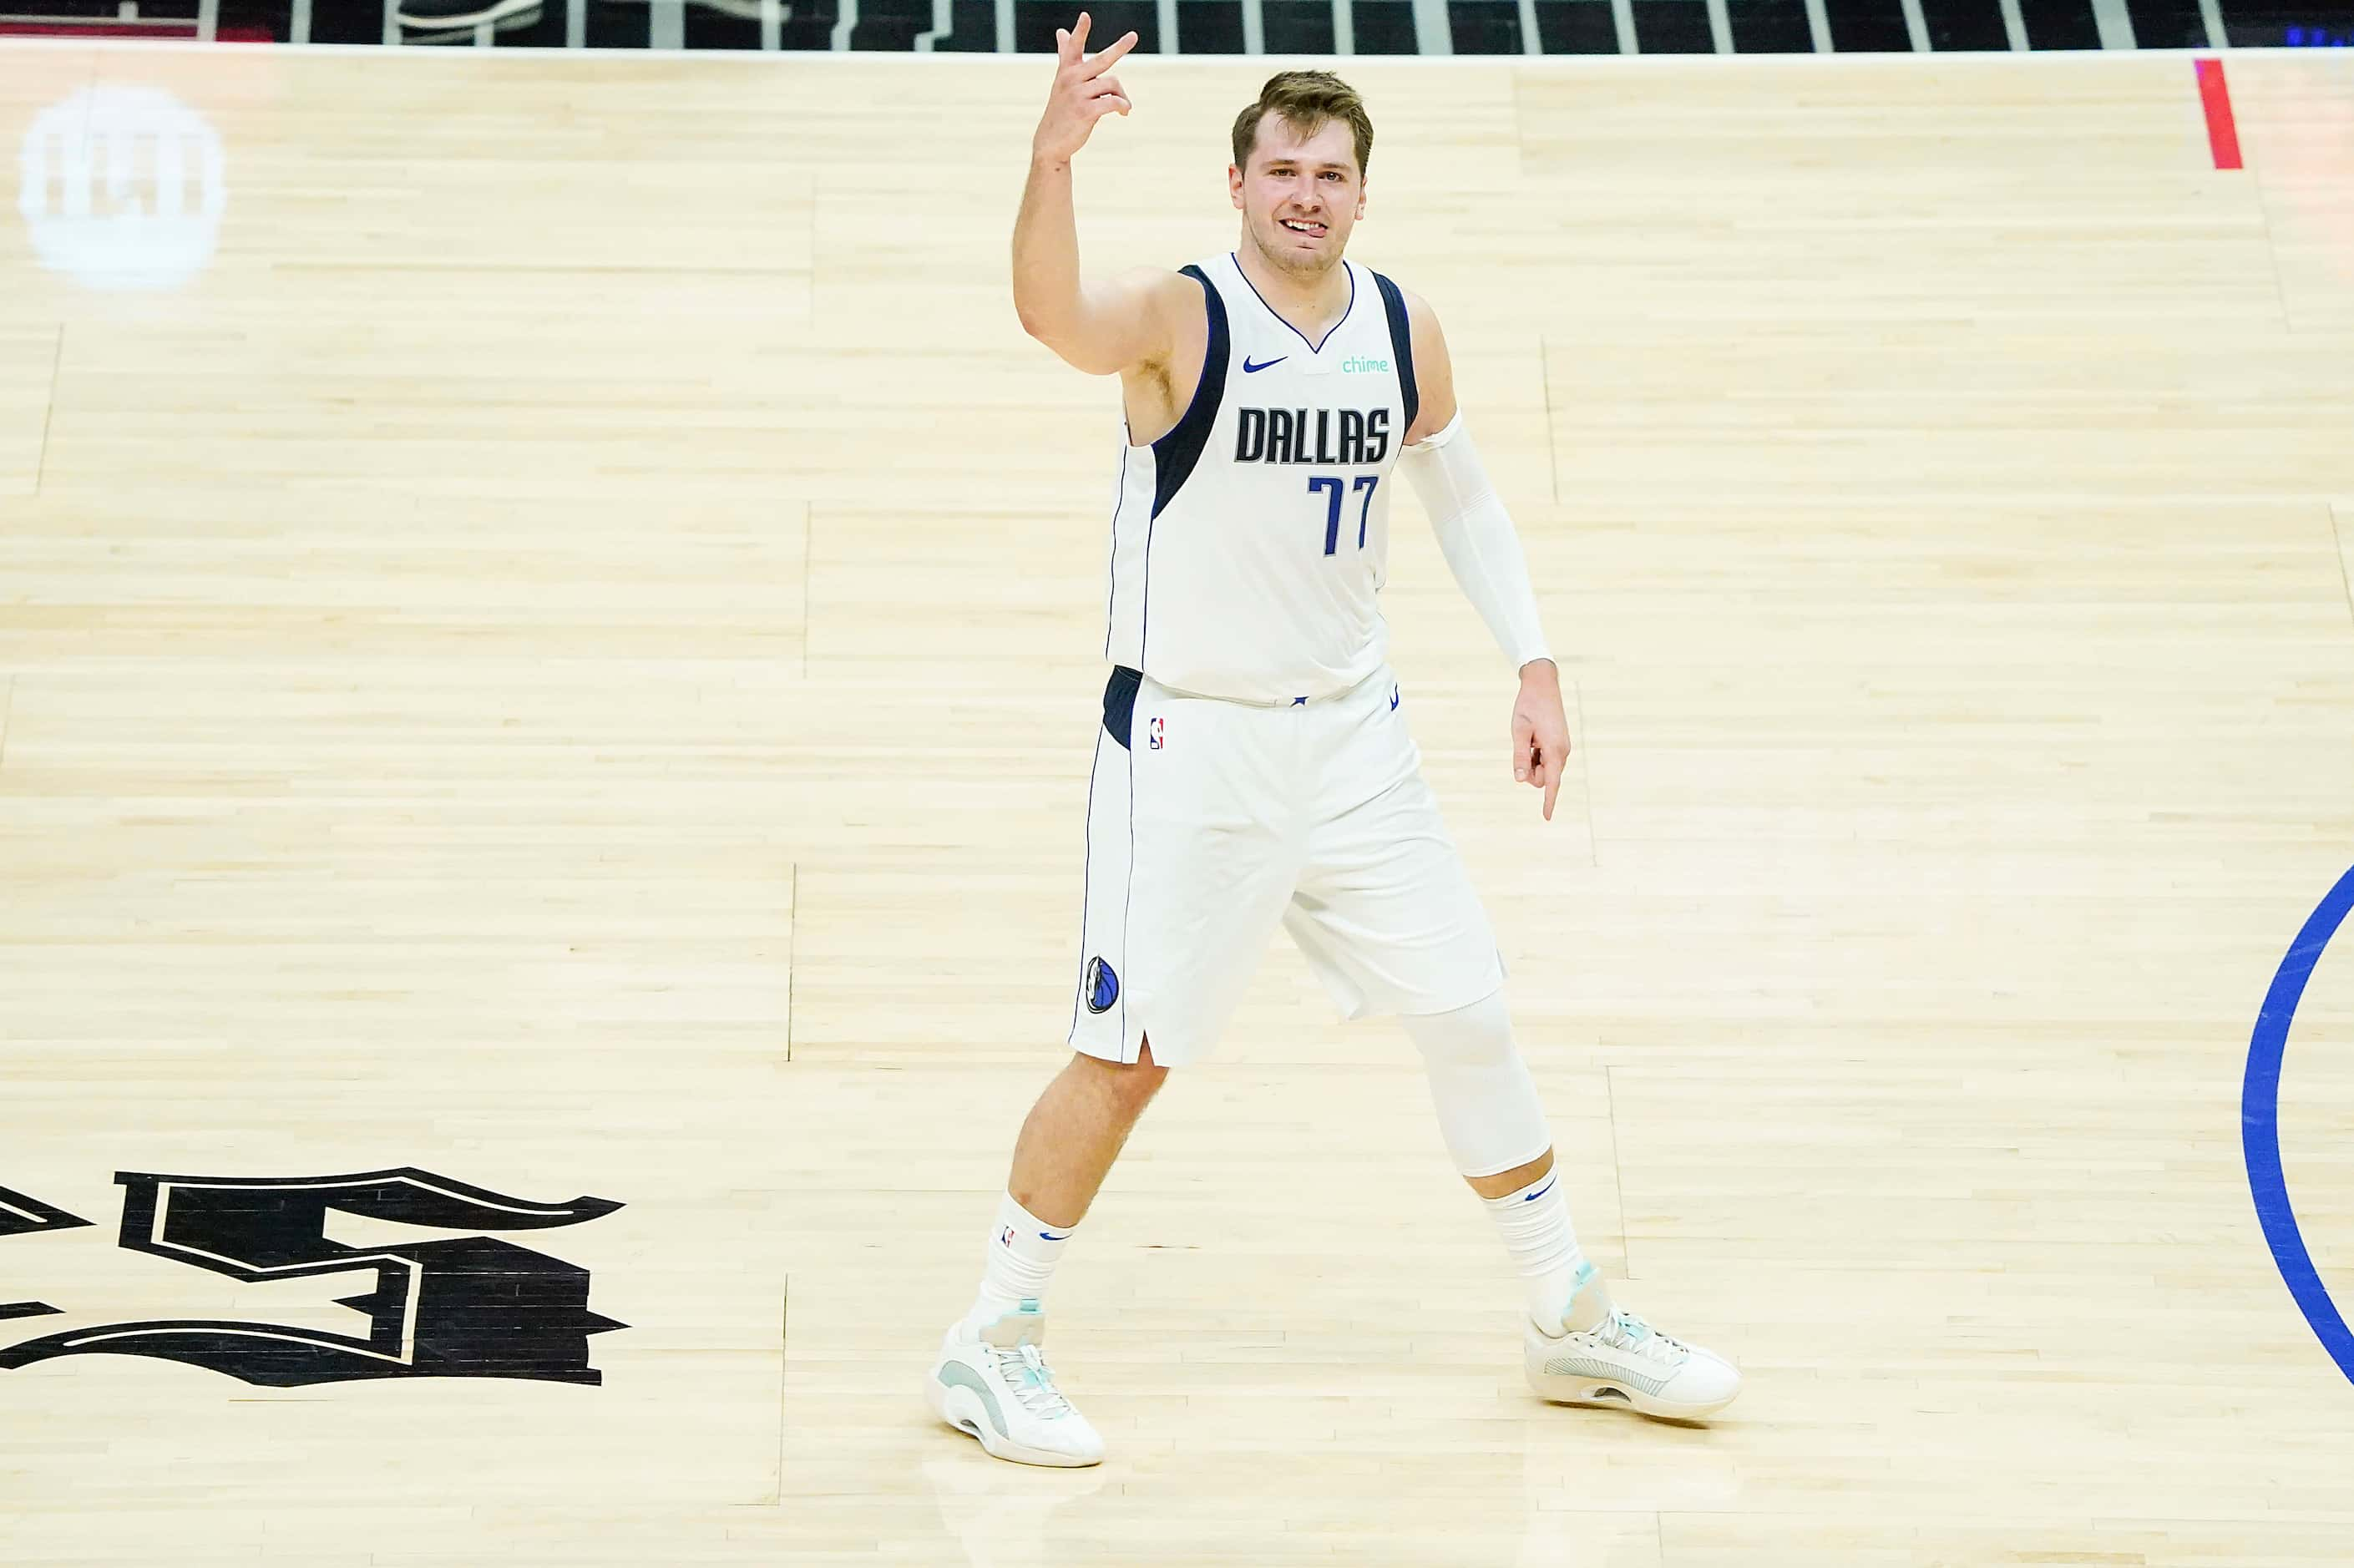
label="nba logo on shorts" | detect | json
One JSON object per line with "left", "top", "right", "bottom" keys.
{"left": 1147, "top": 716, "right": 1164, "bottom": 750}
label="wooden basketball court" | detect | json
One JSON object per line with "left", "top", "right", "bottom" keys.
{"left": 3, "top": 38, "right": 2351, "bottom": 1565}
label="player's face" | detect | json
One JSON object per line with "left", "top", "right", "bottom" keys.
{"left": 1229, "top": 114, "right": 1364, "bottom": 278}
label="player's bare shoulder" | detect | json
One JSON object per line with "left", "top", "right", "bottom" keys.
{"left": 1388, "top": 280, "right": 1459, "bottom": 446}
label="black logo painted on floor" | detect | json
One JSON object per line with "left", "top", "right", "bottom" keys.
{"left": 0, "top": 1169, "right": 625, "bottom": 1387}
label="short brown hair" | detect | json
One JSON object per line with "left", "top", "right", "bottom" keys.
{"left": 1230, "top": 71, "right": 1374, "bottom": 180}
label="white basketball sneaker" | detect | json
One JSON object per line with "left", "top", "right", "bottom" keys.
{"left": 926, "top": 1300, "right": 1105, "bottom": 1468}
{"left": 1525, "top": 1263, "right": 1741, "bottom": 1420}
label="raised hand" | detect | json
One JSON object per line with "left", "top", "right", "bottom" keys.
{"left": 1032, "top": 11, "right": 1138, "bottom": 164}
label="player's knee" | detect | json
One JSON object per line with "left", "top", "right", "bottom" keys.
{"left": 1081, "top": 1038, "right": 1168, "bottom": 1115}
{"left": 1402, "top": 988, "right": 1516, "bottom": 1069}
{"left": 1401, "top": 989, "right": 1552, "bottom": 1180}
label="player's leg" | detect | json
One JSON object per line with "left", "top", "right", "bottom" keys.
{"left": 1009, "top": 1042, "right": 1169, "bottom": 1230}
{"left": 929, "top": 673, "right": 1299, "bottom": 1466}
{"left": 1396, "top": 989, "right": 1734, "bottom": 1416}
{"left": 1397, "top": 989, "right": 1588, "bottom": 1324}
{"left": 954, "top": 1039, "right": 1167, "bottom": 1341}
{"left": 1286, "top": 671, "right": 1739, "bottom": 1418}
{"left": 926, "top": 1041, "right": 1165, "bottom": 1469}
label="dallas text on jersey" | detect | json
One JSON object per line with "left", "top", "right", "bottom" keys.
{"left": 1233, "top": 406, "right": 1391, "bottom": 466}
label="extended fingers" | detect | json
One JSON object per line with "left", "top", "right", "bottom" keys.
{"left": 1077, "top": 29, "right": 1139, "bottom": 77}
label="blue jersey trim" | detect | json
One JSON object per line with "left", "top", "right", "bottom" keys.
{"left": 1373, "top": 270, "right": 1418, "bottom": 435}
{"left": 1101, "top": 665, "right": 1142, "bottom": 751}
{"left": 1103, "top": 442, "right": 1129, "bottom": 661}
{"left": 1067, "top": 728, "right": 1106, "bottom": 1045}
{"left": 1151, "top": 266, "right": 1229, "bottom": 521}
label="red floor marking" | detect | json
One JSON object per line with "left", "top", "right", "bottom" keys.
{"left": 2196, "top": 58, "right": 2244, "bottom": 172}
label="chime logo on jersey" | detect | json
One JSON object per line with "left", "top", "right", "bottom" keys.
{"left": 1147, "top": 716, "right": 1164, "bottom": 750}
{"left": 1233, "top": 407, "right": 1390, "bottom": 466}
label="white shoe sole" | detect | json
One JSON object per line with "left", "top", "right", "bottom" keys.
{"left": 1526, "top": 1366, "right": 1738, "bottom": 1421}
{"left": 926, "top": 1365, "right": 1103, "bottom": 1468}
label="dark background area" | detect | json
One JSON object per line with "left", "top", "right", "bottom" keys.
{"left": 4, "top": 0, "right": 2352, "bottom": 49}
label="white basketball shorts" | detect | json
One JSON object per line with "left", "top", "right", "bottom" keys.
{"left": 1066, "top": 662, "right": 1506, "bottom": 1068}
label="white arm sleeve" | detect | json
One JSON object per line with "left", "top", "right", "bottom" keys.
{"left": 1396, "top": 409, "right": 1552, "bottom": 671}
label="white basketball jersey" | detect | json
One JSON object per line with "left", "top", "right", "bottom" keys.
{"left": 1102, "top": 252, "right": 1420, "bottom": 705}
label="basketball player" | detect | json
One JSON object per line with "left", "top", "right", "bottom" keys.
{"left": 925, "top": 19, "right": 1740, "bottom": 1467}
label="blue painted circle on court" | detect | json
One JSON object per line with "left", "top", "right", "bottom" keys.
{"left": 2242, "top": 863, "right": 2354, "bottom": 1387}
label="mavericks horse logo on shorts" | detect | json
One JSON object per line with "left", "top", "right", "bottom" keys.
{"left": 1084, "top": 956, "right": 1120, "bottom": 1014}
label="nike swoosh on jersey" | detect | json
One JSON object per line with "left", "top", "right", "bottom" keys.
{"left": 1243, "top": 356, "right": 1288, "bottom": 373}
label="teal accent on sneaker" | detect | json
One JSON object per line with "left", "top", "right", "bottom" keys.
{"left": 1542, "top": 1260, "right": 1607, "bottom": 1337}
{"left": 1018, "top": 1298, "right": 1040, "bottom": 1312}
{"left": 937, "top": 1362, "right": 1007, "bottom": 1437}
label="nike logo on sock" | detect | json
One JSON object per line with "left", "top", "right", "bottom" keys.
{"left": 1039, "top": 1230, "right": 1072, "bottom": 1241}
{"left": 1524, "top": 1176, "right": 1557, "bottom": 1202}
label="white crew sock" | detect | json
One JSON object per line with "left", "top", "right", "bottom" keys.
{"left": 960, "top": 1191, "right": 1076, "bottom": 1333}
{"left": 1481, "top": 1166, "right": 1611, "bottom": 1333}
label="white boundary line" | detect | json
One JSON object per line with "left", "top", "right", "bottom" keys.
{"left": 1411, "top": 0, "right": 1451, "bottom": 54}
{"left": 1997, "top": 0, "right": 2029, "bottom": 50}
{"left": 1898, "top": 0, "right": 1929, "bottom": 51}
{"left": 1803, "top": 0, "right": 1834, "bottom": 52}
{"left": 2090, "top": 0, "right": 2138, "bottom": 48}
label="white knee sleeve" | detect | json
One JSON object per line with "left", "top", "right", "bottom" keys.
{"left": 1400, "top": 989, "right": 1553, "bottom": 1180}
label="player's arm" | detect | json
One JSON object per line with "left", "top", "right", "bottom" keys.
{"left": 1394, "top": 289, "right": 1572, "bottom": 819}
{"left": 1011, "top": 13, "right": 1177, "bottom": 377}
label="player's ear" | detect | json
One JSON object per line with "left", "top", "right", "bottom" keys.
{"left": 1228, "top": 163, "right": 1244, "bottom": 210}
